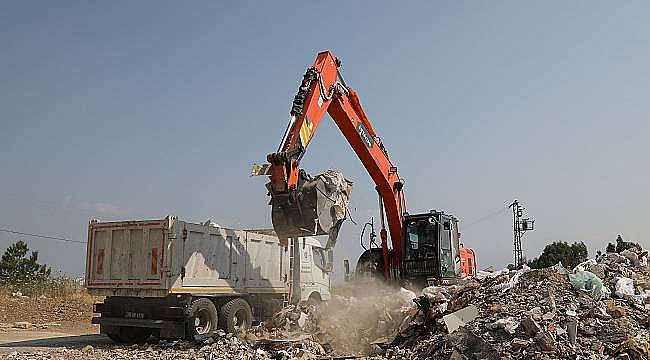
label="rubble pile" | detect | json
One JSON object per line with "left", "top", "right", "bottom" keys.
{"left": 247, "top": 247, "right": 650, "bottom": 359}
{"left": 252, "top": 286, "right": 417, "bottom": 356}
{"left": 379, "top": 247, "right": 650, "bottom": 359}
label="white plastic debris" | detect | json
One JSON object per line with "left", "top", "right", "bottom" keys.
{"left": 487, "top": 317, "right": 520, "bottom": 334}
{"left": 615, "top": 277, "right": 635, "bottom": 298}
{"left": 202, "top": 219, "right": 221, "bottom": 228}
{"left": 297, "top": 312, "right": 308, "bottom": 329}
{"left": 422, "top": 286, "right": 448, "bottom": 302}
{"left": 551, "top": 262, "right": 568, "bottom": 275}
{"left": 574, "top": 259, "right": 597, "bottom": 272}
{"left": 475, "top": 268, "right": 510, "bottom": 281}
{"left": 316, "top": 170, "right": 353, "bottom": 249}
{"left": 492, "top": 265, "right": 531, "bottom": 293}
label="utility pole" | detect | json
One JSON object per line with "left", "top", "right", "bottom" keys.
{"left": 509, "top": 199, "right": 535, "bottom": 268}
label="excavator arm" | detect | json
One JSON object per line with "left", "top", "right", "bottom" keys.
{"left": 264, "top": 51, "right": 406, "bottom": 278}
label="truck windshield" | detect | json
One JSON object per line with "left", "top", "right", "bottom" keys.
{"left": 312, "top": 247, "right": 326, "bottom": 271}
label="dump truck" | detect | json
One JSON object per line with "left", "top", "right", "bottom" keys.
{"left": 85, "top": 216, "right": 331, "bottom": 343}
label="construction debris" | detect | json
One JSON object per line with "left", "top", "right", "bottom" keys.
{"left": 249, "top": 245, "right": 650, "bottom": 359}
{"left": 442, "top": 305, "right": 479, "bottom": 333}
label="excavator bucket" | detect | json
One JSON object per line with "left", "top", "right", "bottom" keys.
{"left": 270, "top": 170, "right": 352, "bottom": 248}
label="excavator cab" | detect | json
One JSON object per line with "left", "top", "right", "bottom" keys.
{"left": 401, "top": 211, "right": 464, "bottom": 286}
{"left": 354, "top": 210, "right": 475, "bottom": 288}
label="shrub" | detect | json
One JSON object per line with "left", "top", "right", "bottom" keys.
{"left": 606, "top": 235, "right": 641, "bottom": 254}
{"left": 0, "top": 240, "right": 51, "bottom": 294}
{"left": 528, "top": 241, "right": 588, "bottom": 270}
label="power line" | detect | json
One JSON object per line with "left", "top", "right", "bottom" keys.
{"left": 0, "top": 227, "right": 86, "bottom": 244}
{"left": 463, "top": 205, "right": 510, "bottom": 229}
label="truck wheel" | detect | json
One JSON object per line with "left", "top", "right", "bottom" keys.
{"left": 307, "top": 292, "right": 322, "bottom": 305}
{"left": 118, "top": 327, "right": 152, "bottom": 344}
{"left": 220, "top": 298, "right": 252, "bottom": 333}
{"left": 186, "top": 298, "right": 218, "bottom": 341}
{"left": 106, "top": 332, "right": 124, "bottom": 343}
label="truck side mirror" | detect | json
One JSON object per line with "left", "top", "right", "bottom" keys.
{"left": 343, "top": 259, "right": 350, "bottom": 282}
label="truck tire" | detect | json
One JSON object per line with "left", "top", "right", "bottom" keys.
{"left": 219, "top": 298, "right": 252, "bottom": 333}
{"left": 106, "top": 332, "right": 124, "bottom": 343}
{"left": 307, "top": 292, "right": 322, "bottom": 305}
{"left": 117, "top": 327, "right": 152, "bottom": 344}
{"left": 186, "top": 298, "right": 218, "bottom": 341}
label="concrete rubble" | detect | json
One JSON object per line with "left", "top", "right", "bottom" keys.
{"left": 373, "top": 246, "right": 650, "bottom": 360}
{"left": 251, "top": 245, "right": 650, "bottom": 359}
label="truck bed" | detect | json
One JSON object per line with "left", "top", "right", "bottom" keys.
{"left": 85, "top": 216, "right": 290, "bottom": 297}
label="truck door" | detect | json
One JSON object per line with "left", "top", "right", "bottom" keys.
{"left": 299, "top": 240, "right": 313, "bottom": 284}
{"left": 310, "top": 245, "right": 331, "bottom": 299}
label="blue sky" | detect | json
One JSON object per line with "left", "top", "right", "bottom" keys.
{"left": 1, "top": 2, "right": 649, "bottom": 278}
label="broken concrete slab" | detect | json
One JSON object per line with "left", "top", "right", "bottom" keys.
{"left": 442, "top": 304, "right": 478, "bottom": 333}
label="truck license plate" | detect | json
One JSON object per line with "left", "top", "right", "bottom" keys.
{"left": 124, "top": 312, "right": 145, "bottom": 319}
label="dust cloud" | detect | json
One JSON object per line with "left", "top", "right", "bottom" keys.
{"left": 317, "top": 278, "right": 415, "bottom": 354}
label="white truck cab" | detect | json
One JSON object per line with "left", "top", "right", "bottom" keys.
{"left": 298, "top": 237, "right": 332, "bottom": 303}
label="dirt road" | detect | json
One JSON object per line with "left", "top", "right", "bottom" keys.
{"left": 0, "top": 330, "right": 110, "bottom": 354}
{"left": 0, "top": 293, "right": 110, "bottom": 357}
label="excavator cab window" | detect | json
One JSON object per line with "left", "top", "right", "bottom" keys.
{"left": 439, "top": 223, "right": 455, "bottom": 278}
{"left": 408, "top": 229, "right": 419, "bottom": 250}
{"left": 405, "top": 221, "right": 437, "bottom": 259}
{"left": 402, "top": 217, "right": 440, "bottom": 279}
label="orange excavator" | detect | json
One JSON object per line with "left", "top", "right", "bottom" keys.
{"left": 258, "top": 51, "right": 476, "bottom": 287}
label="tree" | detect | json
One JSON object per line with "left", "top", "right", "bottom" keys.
{"left": 0, "top": 240, "right": 51, "bottom": 289}
{"left": 606, "top": 235, "right": 641, "bottom": 254}
{"left": 528, "top": 241, "right": 588, "bottom": 270}
{"left": 615, "top": 235, "right": 640, "bottom": 253}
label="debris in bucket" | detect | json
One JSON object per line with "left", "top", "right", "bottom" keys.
{"left": 270, "top": 169, "right": 353, "bottom": 247}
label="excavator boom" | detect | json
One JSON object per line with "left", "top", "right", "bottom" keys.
{"left": 265, "top": 51, "right": 405, "bottom": 277}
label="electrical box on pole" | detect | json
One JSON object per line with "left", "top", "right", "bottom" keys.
{"left": 509, "top": 199, "right": 535, "bottom": 268}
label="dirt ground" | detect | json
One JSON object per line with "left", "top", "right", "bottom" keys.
{"left": 0, "top": 294, "right": 105, "bottom": 355}
{"left": 0, "top": 294, "right": 96, "bottom": 334}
